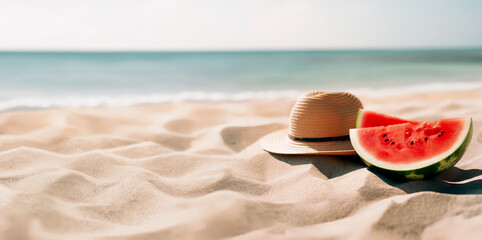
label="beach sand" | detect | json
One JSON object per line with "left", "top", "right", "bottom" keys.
{"left": 0, "top": 88, "right": 481, "bottom": 240}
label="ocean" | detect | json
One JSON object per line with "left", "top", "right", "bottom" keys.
{"left": 0, "top": 49, "right": 481, "bottom": 110}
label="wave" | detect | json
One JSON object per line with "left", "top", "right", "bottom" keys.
{"left": 0, "top": 91, "right": 303, "bottom": 112}
{"left": 0, "top": 81, "right": 480, "bottom": 112}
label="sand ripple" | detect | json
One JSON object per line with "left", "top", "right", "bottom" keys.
{"left": 0, "top": 93, "right": 481, "bottom": 239}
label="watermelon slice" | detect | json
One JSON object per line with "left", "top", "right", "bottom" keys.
{"left": 350, "top": 117, "right": 473, "bottom": 180}
{"left": 356, "top": 109, "right": 418, "bottom": 128}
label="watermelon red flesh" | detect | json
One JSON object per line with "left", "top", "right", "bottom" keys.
{"left": 357, "top": 119, "right": 464, "bottom": 164}
{"left": 357, "top": 109, "right": 418, "bottom": 128}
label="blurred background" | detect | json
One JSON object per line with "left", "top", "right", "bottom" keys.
{"left": 1, "top": 0, "right": 481, "bottom": 109}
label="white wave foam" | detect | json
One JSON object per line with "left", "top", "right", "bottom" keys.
{"left": 0, "top": 81, "right": 480, "bottom": 112}
{"left": 0, "top": 90, "right": 304, "bottom": 112}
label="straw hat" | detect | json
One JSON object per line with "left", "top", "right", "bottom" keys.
{"left": 261, "top": 91, "right": 363, "bottom": 155}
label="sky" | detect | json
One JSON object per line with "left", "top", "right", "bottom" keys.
{"left": 1, "top": 0, "right": 482, "bottom": 51}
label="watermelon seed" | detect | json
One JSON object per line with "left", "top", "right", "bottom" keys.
{"left": 424, "top": 137, "right": 428, "bottom": 141}
{"left": 410, "top": 141, "right": 414, "bottom": 145}
{"left": 391, "top": 142, "right": 395, "bottom": 145}
{"left": 383, "top": 134, "right": 386, "bottom": 137}
{"left": 438, "top": 134, "right": 441, "bottom": 137}
{"left": 385, "top": 139, "right": 389, "bottom": 142}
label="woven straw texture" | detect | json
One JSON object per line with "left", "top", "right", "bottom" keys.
{"left": 262, "top": 91, "right": 363, "bottom": 155}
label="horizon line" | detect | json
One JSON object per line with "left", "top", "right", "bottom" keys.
{"left": 1, "top": 45, "right": 482, "bottom": 53}
{"left": 1, "top": 47, "right": 482, "bottom": 53}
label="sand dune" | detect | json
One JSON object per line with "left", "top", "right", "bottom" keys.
{"left": 0, "top": 90, "right": 481, "bottom": 239}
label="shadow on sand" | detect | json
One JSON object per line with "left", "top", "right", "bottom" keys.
{"left": 269, "top": 153, "right": 365, "bottom": 179}
{"left": 270, "top": 153, "right": 481, "bottom": 195}
{"left": 371, "top": 167, "right": 482, "bottom": 195}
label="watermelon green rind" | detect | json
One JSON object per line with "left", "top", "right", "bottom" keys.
{"left": 350, "top": 118, "right": 472, "bottom": 180}
{"left": 355, "top": 109, "right": 364, "bottom": 128}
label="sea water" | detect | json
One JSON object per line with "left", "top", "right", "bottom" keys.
{"left": 0, "top": 49, "right": 481, "bottom": 110}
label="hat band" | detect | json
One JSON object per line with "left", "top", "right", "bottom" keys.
{"left": 289, "top": 134, "right": 350, "bottom": 142}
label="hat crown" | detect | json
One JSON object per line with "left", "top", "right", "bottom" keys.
{"left": 289, "top": 91, "right": 363, "bottom": 139}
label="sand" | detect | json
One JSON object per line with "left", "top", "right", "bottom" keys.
{"left": 0, "top": 88, "right": 481, "bottom": 240}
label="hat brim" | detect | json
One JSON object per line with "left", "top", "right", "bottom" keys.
{"left": 261, "top": 129, "right": 356, "bottom": 155}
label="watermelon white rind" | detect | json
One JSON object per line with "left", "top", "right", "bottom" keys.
{"left": 355, "top": 109, "right": 365, "bottom": 128}
{"left": 349, "top": 118, "right": 473, "bottom": 180}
